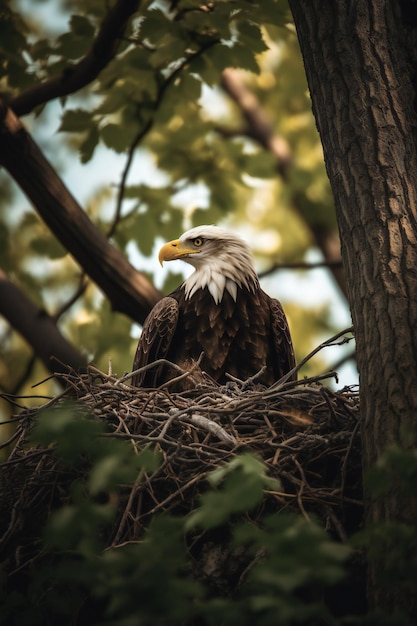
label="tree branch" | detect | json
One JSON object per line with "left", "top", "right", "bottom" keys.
{"left": 114, "top": 39, "right": 219, "bottom": 220}
{"left": 0, "top": 102, "right": 161, "bottom": 324}
{"left": 221, "top": 68, "right": 293, "bottom": 177}
{"left": 10, "top": 0, "right": 141, "bottom": 117}
{"left": 258, "top": 258, "right": 343, "bottom": 278}
{"left": 0, "top": 269, "right": 87, "bottom": 378}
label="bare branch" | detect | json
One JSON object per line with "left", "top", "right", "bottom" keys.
{"left": 293, "top": 326, "right": 355, "bottom": 376}
{"left": 51, "top": 273, "right": 88, "bottom": 323}
{"left": 10, "top": 0, "right": 142, "bottom": 117}
{"left": 258, "top": 258, "right": 344, "bottom": 278}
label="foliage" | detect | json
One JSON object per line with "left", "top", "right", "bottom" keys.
{"left": 0, "top": 402, "right": 352, "bottom": 626}
{"left": 0, "top": 0, "right": 346, "bottom": 414}
{"left": 351, "top": 442, "right": 417, "bottom": 625}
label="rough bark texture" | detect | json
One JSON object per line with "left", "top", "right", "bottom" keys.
{"left": 0, "top": 102, "right": 161, "bottom": 324}
{"left": 289, "top": 0, "right": 417, "bottom": 615}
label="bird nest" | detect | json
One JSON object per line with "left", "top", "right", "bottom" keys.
{"left": 0, "top": 362, "right": 362, "bottom": 572}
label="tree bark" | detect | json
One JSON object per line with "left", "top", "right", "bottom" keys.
{"left": 289, "top": 0, "right": 417, "bottom": 616}
{"left": 0, "top": 102, "right": 161, "bottom": 325}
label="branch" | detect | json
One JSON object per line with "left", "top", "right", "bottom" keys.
{"left": 0, "top": 269, "right": 87, "bottom": 378}
{"left": 294, "top": 326, "right": 355, "bottom": 376}
{"left": 10, "top": 0, "right": 141, "bottom": 117}
{"left": 258, "top": 258, "right": 344, "bottom": 278}
{"left": 114, "top": 39, "right": 219, "bottom": 219}
{"left": 221, "top": 68, "right": 292, "bottom": 177}
{"left": 0, "top": 103, "right": 161, "bottom": 324}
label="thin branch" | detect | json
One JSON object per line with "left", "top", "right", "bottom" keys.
{"left": 51, "top": 273, "right": 89, "bottom": 323}
{"left": 114, "top": 39, "right": 219, "bottom": 219}
{"left": 294, "top": 326, "right": 355, "bottom": 375}
{"left": 258, "top": 258, "right": 344, "bottom": 279}
{"left": 10, "top": 0, "right": 142, "bottom": 117}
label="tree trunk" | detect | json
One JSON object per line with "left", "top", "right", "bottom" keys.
{"left": 289, "top": 0, "right": 417, "bottom": 615}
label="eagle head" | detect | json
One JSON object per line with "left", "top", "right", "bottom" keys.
{"left": 158, "top": 225, "right": 259, "bottom": 304}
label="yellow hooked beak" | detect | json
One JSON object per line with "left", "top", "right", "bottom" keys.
{"left": 158, "top": 239, "right": 201, "bottom": 266}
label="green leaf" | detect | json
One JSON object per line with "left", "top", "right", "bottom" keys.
{"left": 228, "top": 43, "right": 260, "bottom": 74}
{"left": 177, "top": 73, "right": 202, "bottom": 100}
{"left": 100, "top": 122, "right": 138, "bottom": 153}
{"left": 30, "top": 401, "right": 106, "bottom": 464}
{"left": 79, "top": 124, "right": 99, "bottom": 163}
{"left": 69, "top": 14, "right": 95, "bottom": 38}
{"left": 30, "top": 235, "right": 67, "bottom": 259}
{"left": 30, "top": 38, "right": 53, "bottom": 62}
{"left": 235, "top": 21, "right": 268, "bottom": 54}
{"left": 140, "top": 9, "right": 176, "bottom": 44}
{"left": 186, "top": 454, "right": 280, "bottom": 530}
{"left": 149, "top": 34, "right": 187, "bottom": 70}
{"left": 55, "top": 31, "right": 89, "bottom": 60}
{"left": 59, "top": 109, "right": 92, "bottom": 132}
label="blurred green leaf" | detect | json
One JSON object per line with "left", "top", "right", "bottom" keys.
{"left": 100, "top": 122, "right": 139, "bottom": 152}
{"left": 59, "top": 109, "right": 92, "bottom": 132}
{"left": 30, "top": 235, "right": 67, "bottom": 259}
{"left": 69, "top": 14, "right": 95, "bottom": 38}
{"left": 186, "top": 454, "right": 280, "bottom": 530}
{"left": 79, "top": 123, "right": 100, "bottom": 162}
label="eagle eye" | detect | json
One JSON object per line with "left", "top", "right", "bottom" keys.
{"left": 192, "top": 237, "right": 204, "bottom": 247}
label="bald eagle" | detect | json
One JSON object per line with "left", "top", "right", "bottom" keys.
{"left": 132, "top": 225, "right": 296, "bottom": 388}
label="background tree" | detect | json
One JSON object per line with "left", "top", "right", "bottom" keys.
{"left": 0, "top": 0, "right": 350, "bottom": 419}
{"left": 289, "top": 0, "right": 417, "bottom": 616}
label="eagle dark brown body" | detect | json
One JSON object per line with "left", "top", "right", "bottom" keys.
{"left": 132, "top": 286, "right": 295, "bottom": 388}
{"left": 132, "top": 225, "right": 296, "bottom": 389}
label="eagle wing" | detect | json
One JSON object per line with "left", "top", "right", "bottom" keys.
{"left": 270, "top": 297, "right": 297, "bottom": 381}
{"left": 132, "top": 296, "right": 179, "bottom": 387}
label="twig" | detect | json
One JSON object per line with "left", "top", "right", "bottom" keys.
{"left": 258, "top": 259, "right": 344, "bottom": 279}
{"left": 114, "top": 39, "right": 219, "bottom": 218}
{"left": 288, "top": 326, "right": 354, "bottom": 379}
